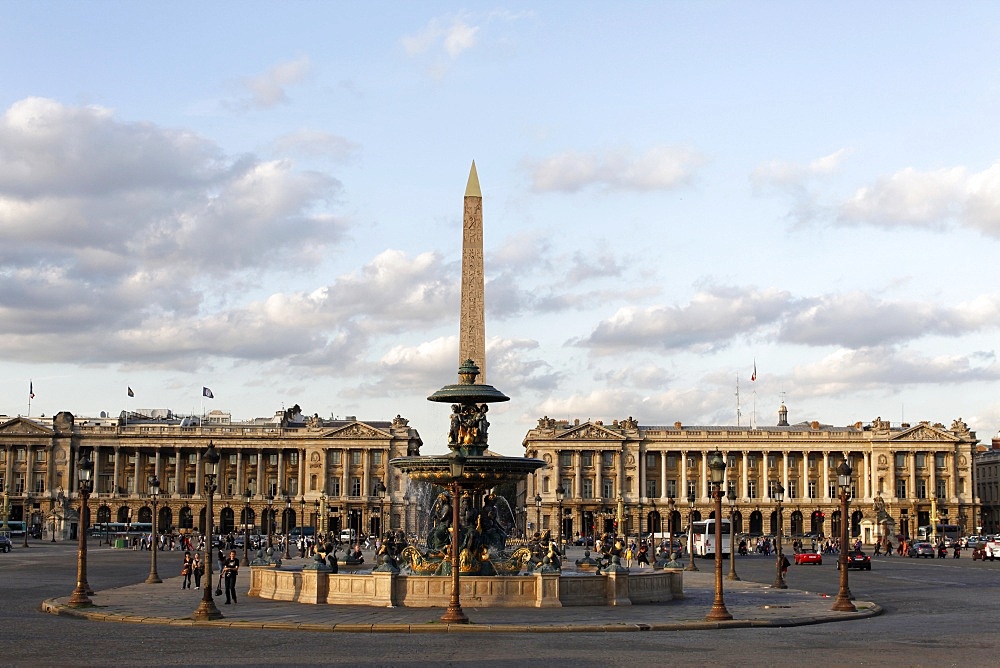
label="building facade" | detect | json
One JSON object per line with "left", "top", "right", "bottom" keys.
{"left": 522, "top": 408, "right": 981, "bottom": 545}
{"left": 0, "top": 409, "right": 423, "bottom": 541}
{"left": 975, "top": 432, "right": 1000, "bottom": 536}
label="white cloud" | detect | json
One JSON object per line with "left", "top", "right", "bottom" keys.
{"left": 402, "top": 16, "right": 480, "bottom": 58}
{"left": 270, "top": 130, "right": 360, "bottom": 161}
{"left": 237, "top": 56, "right": 312, "bottom": 110}
{"left": 529, "top": 146, "right": 705, "bottom": 193}
{"left": 751, "top": 148, "right": 850, "bottom": 190}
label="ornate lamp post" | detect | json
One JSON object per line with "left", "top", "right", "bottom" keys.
{"left": 145, "top": 476, "right": 162, "bottom": 583}
{"left": 440, "top": 455, "right": 468, "bottom": 624}
{"left": 667, "top": 496, "right": 675, "bottom": 560}
{"left": 705, "top": 450, "right": 732, "bottom": 621}
{"left": 685, "top": 491, "right": 699, "bottom": 571}
{"left": 241, "top": 488, "right": 252, "bottom": 566}
{"left": 313, "top": 500, "right": 320, "bottom": 543}
{"left": 555, "top": 484, "right": 566, "bottom": 552}
{"left": 773, "top": 483, "right": 786, "bottom": 589}
{"left": 283, "top": 496, "right": 292, "bottom": 560}
{"left": 534, "top": 494, "right": 542, "bottom": 535}
{"left": 832, "top": 459, "right": 857, "bottom": 612}
{"left": 375, "top": 479, "right": 387, "bottom": 537}
{"left": 22, "top": 492, "right": 31, "bottom": 548}
{"left": 727, "top": 486, "right": 740, "bottom": 581}
{"left": 266, "top": 492, "right": 274, "bottom": 549}
{"left": 193, "top": 442, "right": 223, "bottom": 621}
{"left": 299, "top": 496, "right": 306, "bottom": 557}
{"left": 67, "top": 453, "right": 94, "bottom": 607}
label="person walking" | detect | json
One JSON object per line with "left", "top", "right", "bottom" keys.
{"left": 637, "top": 541, "right": 649, "bottom": 568}
{"left": 222, "top": 550, "right": 240, "bottom": 604}
{"left": 181, "top": 551, "right": 193, "bottom": 589}
{"left": 191, "top": 553, "right": 203, "bottom": 589}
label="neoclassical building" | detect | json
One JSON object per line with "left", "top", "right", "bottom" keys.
{"left": 522, "top": 407, "right": 981, "bottom": 544}
{"left": 0, "top": 408, "right": 423, "bottom": 541}
{"left": 975, "top": 432, "right": 1000, "bottom": 536}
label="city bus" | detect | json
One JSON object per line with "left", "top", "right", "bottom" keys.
{"left": 917, "top": 524, "right": 961, "bottom": 545}
{"left": 691, "top": 518, "right": 731, "bottom": 557}
{"left": 94, "top": 522, "right": 153, "bottom": 538}
{"left": 0, "top": 520, "right": 27, "bottom": 537}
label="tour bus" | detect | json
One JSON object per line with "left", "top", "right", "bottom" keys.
{"left": 916, "top": 524, "right": 961, "bottom": 545}
{"left": 1, "top": 521, "right": 27, "bottom": 537}
{"left": 96, "top": 522, "right": 154, "bottom": 538}
{"left": 690, "top": 518, "right": 731, "bottom": 557}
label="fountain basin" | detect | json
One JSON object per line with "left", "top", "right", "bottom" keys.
{"left": 249, "top": 566, "right": 682, "bottom": 608}
{"left": 390, "top": 454, "right": 544, "bottom": 486}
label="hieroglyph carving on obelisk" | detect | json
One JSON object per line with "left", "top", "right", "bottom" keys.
{"left": 459, "top": 161, "right": 486, "bottom": 381}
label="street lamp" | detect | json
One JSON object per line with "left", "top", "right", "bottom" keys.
{"left": 242, "top": 488, "right": 252, "bottom": 566}
{"left": 440, "top": 454, "right": 468, "bottom": 624}
{"left": 534, "top": 494, "right": 542, "bottom": 536}
{"left": 727, "top": 486, "right": 740, "bottom": 581}
{"left": 773, "top": 483, "right": 786, "bottom": 589}
{"left": 375, "top": 479, "right": 387, "bottom": 537}
{"left": 283, "top": 496, "right": 292, "bottom": 560}
{"left": 685, "top": 491, "right": 699, "bottom": 571}
{"left": 667, "top": 496, "right": 675, "bottom": 561}
{"left": 22, "top": 492, "right": 31, "bottom": 549}
{"left": 705, "top": 450, "right": 732, "bottom": 621}
{"left": 555, "top": 484, "right": 566, "bottom": 553}
{"left": 193, "top": 442, "right": 223, "bottom": 620}
{"left": 299, "top": 496, "right": 306, "bottom": 557}
{"left": 313, "top": 500, "right": 320, "bottom": 543}
{"left": 67, "top": 452, "right": 94, "bottom": 607}
{"left": 832, "top": 459, "right": 857, "bottom": 612}
{"left": 266, "top": 492, "right": 275, "bottom": 549}
{"left": 145, "top": 476, "right": 162, "bottom": 583}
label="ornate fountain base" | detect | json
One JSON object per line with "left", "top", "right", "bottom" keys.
{"left": 249, "top": 566, "right": 682, "bottom": 608}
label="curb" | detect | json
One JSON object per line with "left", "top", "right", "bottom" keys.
{"left": 40, "top": 598, "right": 882, "bottom": 633}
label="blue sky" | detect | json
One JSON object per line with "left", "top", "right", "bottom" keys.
{"left": 3, "top": 2, "right": 1000, "bottom": 455}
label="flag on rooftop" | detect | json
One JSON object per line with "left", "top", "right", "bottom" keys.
{"left": 751, "top": 361, "right": 756, "bottom": 382}
{"left": 203, "top": 387, "right": 214, "bottom": 399}
{"left": 128, "top": 387, "right": 134, "bottom": 398}
{"left": 30, "top": 380, "right": 35, "bottom": 399}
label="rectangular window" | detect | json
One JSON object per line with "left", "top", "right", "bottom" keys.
{"left": 331, "top": 451, "right": 342, "bottom": 465}
{"left": 286, "top": 478, "right": 298, "bottom": 495}
{"left": 227, "top": 478, "right": 236, "bottom": 496}
{"left": 328, "top": 479, "right": 341, "bottom": 496}
{"left": 16, "top": 448, "right": 26, "bottom": 462}
{"left": 646, "top": 453, "right": 657, "bottom": 469}
{"left": 666, "top": 479, "right": 677, "bottom": 498}
{"left": 917, "top": 480, "right": 927, "bottom": 499}
{"left": 808, "top": 481, "right": 817, "bottom": 498}
{"left": 727, "top": 455, "right": 737, "bottom": 469}
{"left": 646, "top": 479, "right": 657, "bottom": 498}
{"left": 788, "top": 481, "right": 797, "bottom": 499}
{"left": 559, "top": 452, "right": 573, "bottom": 468}
{"left": 229, "top": 454, "right": 237, "bottom": 465}
{"left": 188, "top": 453, "right": 197, "bottom": 465}
{"left": 269, "top": 454, "right": 278, "bottom": 466}
{"left": 33, "top": 473, "right": 45, "bottom": 494}
{"left": 895, "top": 453, "right": 906, "bottom": 468}
{"left": 125, "top": 476, "right": 134, "bottom": 494}
{"left": 896, "top": 479, "right": 907, "bottom": 498}
{"left": 561, "top": 478, "right": 573, "bottom": 497}
{"left": 915, "top": 453, "right": 926, "bottom": 467}
{"left": 581, "top": 452, "right": 593, "bottom": 467}
{"left": 935, "top": 453, "right": 946, "bottom": 468}
{"left": 688, "top": 457, "right": 696, "bottom": 469}
{"left": 582, "top": 479, "right": 594, "bottom": 499}
{"left": 603, "top": 452, "right": 614, "bottom": 467}
{"left": 351, "top": 451, "right": 362, "bottom": 466}
{"left": 748, "top": 481, "right": 757, "bottom": 499}
{"left": 268, "top": 478, "right": 278, "bottom": 496}
{"left": 186, "top": 476, "right": 196, "bottom": 495}
{"left": 351, "top": 477, "right": 361, "bottom": 496}
{"left": 36, "top": 449, "right": 46, "bottom": 463}
{"left": 767, "top": 455, "right": 776, "bottom": 469}
{"left": 687, "top": 481, "right": 696, "bottom": 499}
{"left": 248, "top": 454, "right": 257, "bottom": 466}
{"left": 602, "top": 480, "right": 614, "bottom": 499}
{"left": 829, "top": 483, "right": 837, "bottom": 498}
{"left": 372, "top": 451, "right": 382, "bottom": 465}
{"left": 667, "top": 454, "right": 676, "bottom": 468}
{"left": 936, "top": 480, "right": 946, "bottom": 499}
{"left": 289, "top": 452, "right": 299, "bottom": 465}
{"left": 748, "top": 455, "right": 757, "bottom": 468}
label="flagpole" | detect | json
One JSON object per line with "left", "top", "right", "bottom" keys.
{"left": 735, "top": 373, "right": 741, "bottom": 426}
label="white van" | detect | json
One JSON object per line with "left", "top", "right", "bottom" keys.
{"left": 339, "top": 529, "right": 357, "bottom": 544}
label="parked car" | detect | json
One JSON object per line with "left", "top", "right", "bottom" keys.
{"left": 573, "top": 536, "right": 594, "bottom": 547}
{"left": 794, "top": 550, "right": 822, "bottom": 565}
{"left": 907, "top": 541, "right": 935, "bottom": 558}
{"left": 842, "top": 551, "right": 872, "bottom": 571}
{"left": 0, "top": 534, "right": 12, "bottom": 552}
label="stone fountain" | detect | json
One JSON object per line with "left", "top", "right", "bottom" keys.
{"left": 248, "top": 163, "right": 683, "bottom": 609}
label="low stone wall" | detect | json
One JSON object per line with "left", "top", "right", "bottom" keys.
{"left": 250, "top": 567, "right": 682, "bottom": 608}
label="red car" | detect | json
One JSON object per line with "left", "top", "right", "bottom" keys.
{"left": 794, "top": 550, "right": 822, "bottom": 565}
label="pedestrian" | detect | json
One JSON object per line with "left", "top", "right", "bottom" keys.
{"left": 953, "top": 544, "right": 961, "bottom": 559}
{"left": 874, "top": 540, "right": 882, "bottom": 557}
{"left": 637, "top": 541, "right": 649, "bottom": 568}
{"left": 192, "top": 553, "right": 203, "bottom": 589}
{"left": 222, "top": 550, "right": 240, "bottom": 604}
{"left": 781, "top": 554, "right": 790, "bottom": 578}
{"left": 181, "top": 551, "right": 192, "bottom": 589}
{"left": 624, "top": 544, "right": 634, "bottom": 568}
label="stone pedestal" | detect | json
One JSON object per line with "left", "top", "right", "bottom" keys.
{"left": 535, "top": 572, "right": 563, "bottom": 607}
{"left": 604, "top": 570, "right": 632, "bottom": 606}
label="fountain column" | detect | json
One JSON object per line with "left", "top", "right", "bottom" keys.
{"left": 459, "top": 161, "right": 486, "bottom": 377}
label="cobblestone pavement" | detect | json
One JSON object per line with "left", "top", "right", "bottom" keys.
{"left": 42, "top": 568, "right": 880, "bottom": 633}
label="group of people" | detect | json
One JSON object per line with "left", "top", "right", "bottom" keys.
{"left": 180, "top": 549, "right": 241, "bottom": 604}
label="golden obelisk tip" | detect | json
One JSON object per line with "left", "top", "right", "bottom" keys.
{"left": 465, "top": 160, "right": 481, "bottom": 198}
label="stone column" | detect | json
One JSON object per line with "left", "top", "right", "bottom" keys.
{"left": 823, "top": 451, "right": 831, "bottom": 501}
{"left": 929, "top": 451, "right": 937, "bottom": 500}
{"left": 801, "top": 451, "right": 809, "bottom": 498}
{"left": 174, "top": 447, "right": 182, "bottom": 497}
{"left": 25, "top": 446, "right": 34, "bottom": 495}
{"left": 782, "top": 451, "right": 789, "bottom": 497}
{"left": 133, "top": 450, "right": 142, "bottom": 495}
{"left": 680, "top": 452, "right": 688, "bottom": 498}
{"left": 909, "top": 453, "right": 916, "bottom": 501}
{"left": 595, "top": 451, "right": 603, "bottom": 500}
{"left": 886, "top": 450, "right": 895, "bottom": 501}
{"left": 277, "top": 450, "right": 284, "bottom": 497}
{"left": 554, "top": 450, "right": 561, "bottom": 494}
{"left": 256, "top": 449, "right": 265, "bottom": 496}
{"left": 362, "top": 450, "right": 370, "bottom": 498}
{"left": 660, "top": 450, "right": 668, "bottom": 499}
{"left": 112, "top": 446, "right": 121, "bottom": 496}
{"left": 700, "top": 452, "right": 708, "bottom": 500}
{"left": 742, "top": 451, "right": 750, "bottom": 499}
{"left": 236, "top": 450, "right": 244, "bottom": 497}
{"left": 638, "top": 442, "right": 646, "bottom": 501}
{"left": 341, "top": 448, "right": 349, "bottom": 498}
{"left": 862, "top": 452, "right": 871, "bottom": 501}
{"left": 574, "top": 450, "right": 582, "bottom": 499}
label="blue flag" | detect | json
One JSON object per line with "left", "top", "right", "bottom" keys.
{"left": 203, "top": 387, "right": 214, "bottom": 399}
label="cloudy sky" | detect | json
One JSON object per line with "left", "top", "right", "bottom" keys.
{"left": 2, "top": 2, "right": 1000, "bottom": 455}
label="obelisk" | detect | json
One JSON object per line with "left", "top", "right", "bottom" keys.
{"left": 459, "top": 161, "right": 486, "bottom": 380}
